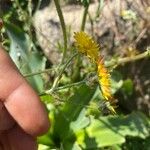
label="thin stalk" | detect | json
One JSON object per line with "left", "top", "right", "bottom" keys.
{"left": 50, "top": 53, "right": 78, "bottom": 92}
{"left": 35, "top": 0, "right": 42, "bottom": 12}
{"left": 54, "top": 0, "right": 67, "bottom": 63}
{"left": 39, "top": 80, "right": 86, "bottom": 96}
{"left": 95, "top": 0, "right": 104, "bottom": 19}
{"left": 106, "top": 50, "right": 150, "bottom": 67}
{"left": 24, "top": 67, "right": 57, "bottom": 78}
{"left": 51, "top": 80, "right": 85, "bottom": 92}
{"left": 72, "top": 4, "right": 89, "bottom": 82}
{"left": 27, "top": 0, "right": 38, "bottom": 53}
{"left": 81, "top": 4, "right": 89, "bottom": 31}
{"left": 27, "top": 0, "right": 32, "bottom": 17}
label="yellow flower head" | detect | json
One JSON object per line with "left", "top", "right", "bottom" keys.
{"left": 74, "top": 31, "right": 116, "bottom": 114}
{"left": 74, "top": 32, "right": 99, "bottom": 62}
{"left": 97, "top": 57, "right": 113, "bottom": 100}
{"left": 97, "top": 57, "right": 116, "bottom": 114}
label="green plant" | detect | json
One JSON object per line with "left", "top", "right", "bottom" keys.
{"left": 1, "top": 0, "right": 150, "bottom": 149}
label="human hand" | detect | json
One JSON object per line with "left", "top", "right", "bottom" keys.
{"left": 0, "top": 46, "right": 50, "bottom": 150}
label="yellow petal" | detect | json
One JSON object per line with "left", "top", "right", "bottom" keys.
{"left": 97, "top": 57, "right": 113, "bottom": 101}
{"left": 74, "top": 32, "right": 99, "bottom": 62}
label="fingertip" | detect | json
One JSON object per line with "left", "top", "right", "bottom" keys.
{"left": 32, "top": 111, "right": 50, "bottom": 136}
{"left": 5, "top": 82, "right": 50, "bottom": 136}
{"left": 28, "top": 102, "right": 50, "bottom": 136}
{"left": 22, "top": 102, "right": 50, "bottom": 136}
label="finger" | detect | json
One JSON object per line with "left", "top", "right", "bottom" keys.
{"left": 0, "top": 102, "right": 15, "bottom": 131}
{"left": 0, "top": 126, "right": 37, "bottom": 150}
{"left": 0, "top": 46, "right": 50, "bottom": 136}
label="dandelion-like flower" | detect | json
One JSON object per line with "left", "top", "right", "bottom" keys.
{"left": 97, "top": 58, "right": 116, "bottom": 114}
{"left": 97, "top": 58, "right": 112, "bottom": 100}
{"left": 74, "top": 31, "right": 116, "bottom": 114}
{"left": 74, "top": 32, "right": 99, "bottom": 62}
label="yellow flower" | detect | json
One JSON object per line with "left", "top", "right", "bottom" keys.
{"left": 74, "top": 32, "right": 99, "bottom": 62}
{"left": 97, "top": 57, "right": 113, "bottom": 100}
{"left": 97, "top": 57, "right": 116, "bottom": 114}
{"left": 74, "top": 31, "right": 116, "bottom": 114}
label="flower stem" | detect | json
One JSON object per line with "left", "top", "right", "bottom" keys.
{"left": 72, "top": 5, "right": 89, "bottom": 82}
{"left": 35, "top": 0, "right": 42, "bottom": 12}
{"left": 53, "top": 80, "right": 86, "bottom": 91}
{"left": 106, "top": 49, "right": 150, "bottom": 67}
{"left": 54, "top": 0, "right": 67, "bottom": 63}
{"left": 50, "top": 52, "right": 78, "bottom": 93}
{"left": 39, "top": 80, "right": 85, "bottom": 96}
{"left": 24, "top": 67, "right": 57, "bottom": 78}
{"left": 81, "top": 4, "right": 89, "bottom": 31}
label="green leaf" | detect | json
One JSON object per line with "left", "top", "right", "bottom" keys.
{"left": 63, "top": 142, "right": 82, "bottom": 150}
{"left": 63, "top": 84, "right": 96, "bottom": 121}
{"left": 52, "top": 85, "right": 96, "bottom": 143}
{"left": 5, "top": 22, "right": 46, "bottom": 92}
{"left": 77, "top": 112, "right": 150, "bottom": 148}
{"left": 37, "top": 134, "right": 54, "bottom": 147}
{"left": 38, "top": 144, "right": 50, "bottom": 150}
{"left": 70, "top": 108, "right": 90, "bottom": 132}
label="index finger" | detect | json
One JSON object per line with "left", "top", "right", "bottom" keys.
{"left": 0, "top": 46, "right": 50, "bottom": 136}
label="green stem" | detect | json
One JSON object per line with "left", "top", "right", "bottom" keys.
{"left": 35, "top": 0, "right": 42, "bottom": 12}
{"left": 50, "top": 53, "right": 78, "bottom": 92}
{"left": 24, "top": 67, "right": 57, "bottom": 78}
{"left": 54, "top": 0, "right": 67, "bottom": 63}
{"left": 95, "top": 0, "right": 104, "bottom": 19}
{"left": 72, "top": 4, "right": 89, "bottom": 82}
{"left": 27, "top": 0, "right": 32, "bottom": 17}
{"left": 106, "top": 50, "right": 150, "bottom": 67}
{"left": 40, "top": 80, "right": 86, "bottom": 96}
{"left": 81, "top": 4, "right": 89, "bottom": 31}
{"left": 50, "top": 80, "right": 85, "bottom": 92}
